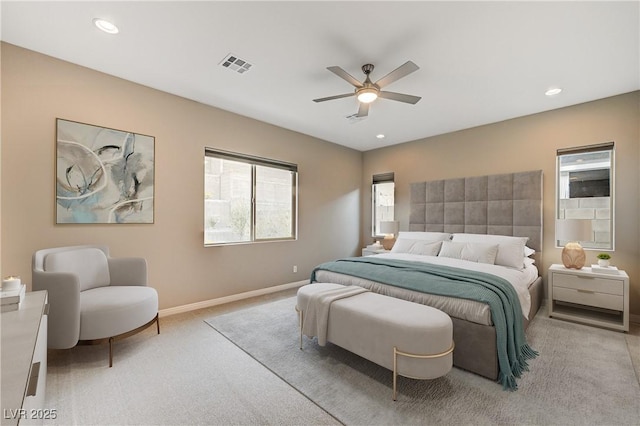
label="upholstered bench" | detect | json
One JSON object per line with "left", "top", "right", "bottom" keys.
{"left": 296, "top": 283, "right": 454, "bottom": 400}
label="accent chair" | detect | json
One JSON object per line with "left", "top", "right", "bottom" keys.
{"left": 32, "top": 245, "right": 159, "bottom": 367}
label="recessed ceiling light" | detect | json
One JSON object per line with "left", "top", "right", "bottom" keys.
{"left": 93, "top": 18, "right": 119, "bottom": 34}
{"left": 376, "top": 134, "right": 385, "bottom": 139}
{"left": 545, "top": 87, "right": 562, "bottom": 96}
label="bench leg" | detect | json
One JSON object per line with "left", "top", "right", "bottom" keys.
{"left": 392, "top": 342, "right": 455, "bottom": 401}
{"left": 295, "top": 306, "right": 303, "bottom": 350}
{"left": 393, "top": 347, "right": 398, "bottom": 401}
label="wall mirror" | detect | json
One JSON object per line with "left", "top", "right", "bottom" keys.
{"left": 556, "top": 142, "right": 614, "bottom": 250}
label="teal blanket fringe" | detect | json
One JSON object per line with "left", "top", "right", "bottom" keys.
{"left": 311, "top": 257, "right": 538, "bottom": 391}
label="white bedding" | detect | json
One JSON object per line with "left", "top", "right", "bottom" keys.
{"left": 314, "top": 252, "right": 538, "bottom": 325}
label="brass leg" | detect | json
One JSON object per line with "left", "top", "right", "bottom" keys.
{"left": 393, "top": 347, "right": 398, "bottom": 401}
{"left": 296, "top": 307, "right": 304, "bottom": 350}
{"left": 392, "top": 342, "right": 455, "bottom": 401}
{"left": 109, "top": 337, "right": 114, "bottom": 368}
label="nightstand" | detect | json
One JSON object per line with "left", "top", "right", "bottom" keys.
{"left": 361, "top": 248, "right": 390, "bottom": 256}
{"left": 548, "top": 264, "right": 629, "bottom": 332}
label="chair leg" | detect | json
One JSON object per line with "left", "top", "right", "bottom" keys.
{"left": 109, "top": 337, "right": 114, "bottom": 368}
{"left": 86, "top": 314, "right": 159, "bottom": 368}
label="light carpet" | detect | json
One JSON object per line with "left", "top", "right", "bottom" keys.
{"left": 44, "top": 306, "right": 340, "bottom": 425}
{"left": 206, "top": 296, "right": 640, "bottom": 426}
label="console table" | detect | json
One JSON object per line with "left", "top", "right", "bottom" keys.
{"left": 1, "top": 291, "right": 49, "bottom": 425}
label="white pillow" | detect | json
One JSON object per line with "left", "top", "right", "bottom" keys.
{"left": 524, "top": 246, "right": 535, "bottom": 257}
{"left": 391, "top": 239, "right": 443, "bottom": 255}
{"left": 451, "top": 233, "right": 528, "bottom": 269}
{"left": 396, "top": 231, "right": 451, "bottom": 242}
{"left": 463, "top": 242, "right": 500, "bottom": 264}
{"left": 438, "top": 241, "right": 465, "bottom": 259}
{"left": 437, "top": 241, "right": 499, "bottom": 264}
{"left": 407, "top": 240, "right": 443, "bottom": 256}
{"left": 390, "top": 238, "right": 417, "bottom": 253}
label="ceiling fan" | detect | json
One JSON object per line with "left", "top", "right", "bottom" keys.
{"left": 313, "top": 61, "right": 421, "bottom": 118}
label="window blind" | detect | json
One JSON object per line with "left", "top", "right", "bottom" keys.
{"left": 557, "top": 141, "right": 614, "bottom": 156}
{"left": 372, "top": 172, "right": 394, "bottom": 184}
{"left": 205, "top": 148, "right": 297, "bottom": 172}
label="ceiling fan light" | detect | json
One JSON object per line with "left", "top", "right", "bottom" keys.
{"left": 357, "top": 89, "right": 378, "bottom": 103}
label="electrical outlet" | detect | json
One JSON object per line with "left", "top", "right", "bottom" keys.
{"left": 293, "top": 265, "right": 298, "bottom": 273}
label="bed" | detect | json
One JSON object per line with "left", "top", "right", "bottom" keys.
{"left": 311, "top": 170, "right": 544, "bottom": 389}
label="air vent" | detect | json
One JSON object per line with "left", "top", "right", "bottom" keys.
{"left": 220, "top": 54, "right": 252, "bottom": 74}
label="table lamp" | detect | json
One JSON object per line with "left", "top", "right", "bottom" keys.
{"left": 556, "top": 219, "right": 593, "bottom": 269}
{"left": 379, "top": 221, "right": 399, "bottom": 250}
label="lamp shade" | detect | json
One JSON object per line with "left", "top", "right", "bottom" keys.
{"left": 555, "top": 219, "right": 593, "bottom": 243}
{"left": 556, "top": 219, "right": 592, "bottom": 269}
{"left": 379, "top": 221, "right": 399, "bottom": 236}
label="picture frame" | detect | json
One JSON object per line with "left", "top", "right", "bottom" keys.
{"left": 56, "top": 118, "right": 155, "bottom": 224}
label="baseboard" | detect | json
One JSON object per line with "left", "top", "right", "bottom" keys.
{"left": 159, "top": 280, "right": 308, "bottom": 318}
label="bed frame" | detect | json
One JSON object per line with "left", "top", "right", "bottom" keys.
{"left": 407, "top": 170, "right": 544, "bottom": 379}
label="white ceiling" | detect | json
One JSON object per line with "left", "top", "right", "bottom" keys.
{"left": 2, "top": 1, "right": 639, "bottom": 151}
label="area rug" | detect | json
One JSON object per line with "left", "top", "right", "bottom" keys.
{"left": 205, "top": 296, "right": 640, "bottom": 425}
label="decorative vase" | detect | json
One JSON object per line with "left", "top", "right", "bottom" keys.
{"left": 561, "top": 242, "right": 586, "bottom": 269}
{"left": 598, "top": 259, "right": 610, "bottom": 267}
{"left": 381, "top": 237, "right": 395, "bottom": 250}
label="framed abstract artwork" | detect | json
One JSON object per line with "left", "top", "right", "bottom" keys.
{"left": 56, "top": 119, "right": 155, "bottom": 224}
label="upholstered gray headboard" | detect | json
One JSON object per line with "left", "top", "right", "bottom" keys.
{"left": 409, "top": 170, "right": 543, "bottom": 252}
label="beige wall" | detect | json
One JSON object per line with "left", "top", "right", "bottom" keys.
{"left": 3, "top": 42, "right": 638, "bottom": 317}
{"left": 362, "top": 91, "right": 640, "bottom": 316}
{"left": 1, "top": 43, "right": 363, "bottom": 309}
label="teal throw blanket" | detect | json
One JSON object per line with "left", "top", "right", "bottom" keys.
{"left": 311, "top": 257, "right": 537, "bottom": 391}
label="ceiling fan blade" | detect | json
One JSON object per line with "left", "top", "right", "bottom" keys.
{"left": 327, "top": 66, "right": 364, "bottom": 88}
{"left": 378, "top": 91, "right": 422, "bottom": 104}
{"left": 356, "top": 102, "right": 370, "bottom": 117}
{"left": 374, "top": 61, "right": 419, "bottom": 89}
{"left": 313, "top": 93, "right": 356, "bottom": 103}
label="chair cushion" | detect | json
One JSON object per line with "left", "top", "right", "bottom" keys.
{"left": 79, "top": 286, "right": 158, "bottom": 340}
{"left": 44, "top": 248, "right": 110, "bottom": 291}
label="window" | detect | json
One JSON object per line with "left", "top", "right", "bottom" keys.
{"left": 372, "top": 172, "right": 395, "bottom": 237}
{"left": 556, "top": 142, "right": 614, "bottom": 250}
{"left": 204, "top": 148, "right": 297, "bottom": 245}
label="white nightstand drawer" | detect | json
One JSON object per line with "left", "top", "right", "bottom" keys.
{"left": 553, "top": 287, "right": 623, "bottom": 311}
{"left": 552, "top": 273, "right": 623, "bottom": 296}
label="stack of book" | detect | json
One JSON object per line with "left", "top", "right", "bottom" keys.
{"left": 590, "top": 264, "right": 620, "bottom": 275}
{"left": 1, "top": 284, "right": 26, "bottom": 312}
